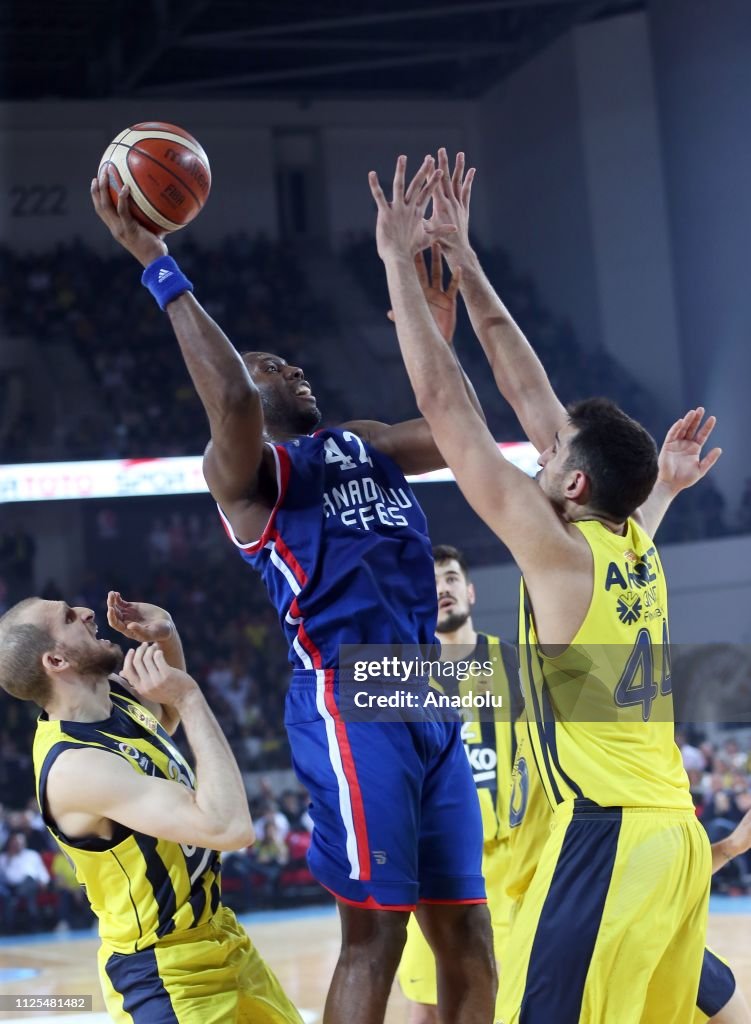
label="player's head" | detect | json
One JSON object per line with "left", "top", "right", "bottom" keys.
{"left": 433, "top": 544, "right": 475, "bottom": 635}
{"left": 241, "top": 352, "right": 321, "bottom": 434}
{"left": 0, "top": 598, "right": 123, "bottom": 709}
{"left": 536, "top": 398, "right": 658, "bottom": 522}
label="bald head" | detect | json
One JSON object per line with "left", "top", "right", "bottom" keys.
{"left": 0, "top": 598, "right": 55, "bottom": 706}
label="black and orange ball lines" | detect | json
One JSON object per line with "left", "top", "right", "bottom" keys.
{"left": 98, "top": 122, "right": 211, "bottom": 235}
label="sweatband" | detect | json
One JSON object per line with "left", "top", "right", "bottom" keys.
{"left": 141, "top": 255, "right": 193, "bottom": 311}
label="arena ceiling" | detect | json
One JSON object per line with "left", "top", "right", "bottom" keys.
{"left": 4, "top": 0, "right": 642, "bottom": 101}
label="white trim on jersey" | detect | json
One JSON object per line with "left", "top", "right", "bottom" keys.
{"left": 188, "top": 846, "right": 213, "bottom": 886}
{"left": 216, "top": 443, "right": 283, "bottom": 551}
{"left": 292, "top": 637, "right": 360, "bottom": 881}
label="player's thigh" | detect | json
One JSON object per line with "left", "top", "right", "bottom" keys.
{"left": 417, "top": 720, "right": 485, "bottom": 902}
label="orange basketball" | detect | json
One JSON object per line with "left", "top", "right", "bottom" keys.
{"left": 98, "top": 122, "right": 211, "bottom": 235}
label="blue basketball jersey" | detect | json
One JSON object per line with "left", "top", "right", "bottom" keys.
{"left": 219, "top": 428, "right": 438, "bottom": 670}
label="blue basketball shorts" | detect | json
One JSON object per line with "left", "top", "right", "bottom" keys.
{"left": 283, "top": 670, "right": 486, "bottom": 909}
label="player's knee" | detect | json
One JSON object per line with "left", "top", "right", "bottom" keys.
{"left": 338, "top": 906, "right": 409, "bottom": 967}
{"left": 418, "top": 903, "right": 495, "bottom": 966}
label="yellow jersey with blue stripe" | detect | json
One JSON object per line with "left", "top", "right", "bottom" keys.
{"left": 33, "top": 678, "right": 221, "bottom": 954}
{"left": 431, "top": 633, "right": 521, "bottom": 842}
{"left": 519, "top": 517, "right": 692, "bottom": 810}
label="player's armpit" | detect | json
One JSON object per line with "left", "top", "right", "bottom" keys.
{"left": 339, "top": 418, "right": 446, "bottom": 475}
{"left": 204, "top": 438, "right": 278, "bottom": 544}
{"left": 46, "top": 748, "right": 252, "bottom": 852}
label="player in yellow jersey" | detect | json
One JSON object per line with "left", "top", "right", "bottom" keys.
{"left": 397, "top": 545, "right": 522, "bottom": 1022}
{"left": 508, "top": 731, "right": 751, "bottom": 1022}
{"left": 369, "top": 149, "right": 722, "bottom": 1023}
{"left": 0, "top": 591, "right": 303, "bottom": 1024}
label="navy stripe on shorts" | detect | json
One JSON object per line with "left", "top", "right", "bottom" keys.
{"left": 697, "top": 947, "right": 735, "bottom": 1018}
{"left": 104, "top": 947, "right": 179, "bottom": 1023}
{"left": 520, "top": 801, "right": 622, "bottom": 1024}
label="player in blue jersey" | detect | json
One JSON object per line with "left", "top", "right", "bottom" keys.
{"left": 92, "top": 165, "right": 496, "bottom": 1024}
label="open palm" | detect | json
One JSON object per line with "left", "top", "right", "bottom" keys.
{"left": 658, "top": 407, "right": 722, "bottom": 491}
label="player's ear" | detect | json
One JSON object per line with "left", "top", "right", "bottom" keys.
{"left": 566, "top": 469, "right": 589, "bottom": 502}
{"left": 467, "top": 582, "right": 476, "bottom": 607}
{"left": 42, "top": 649, "right": 70, "bottom": 674}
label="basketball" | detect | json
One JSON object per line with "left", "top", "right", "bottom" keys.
{"left": 98, "top": 122, "right": 211, "bottom": 235}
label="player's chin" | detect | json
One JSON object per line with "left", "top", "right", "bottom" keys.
{"left": 296, "top": 402, "right": 322, "bottom": 430}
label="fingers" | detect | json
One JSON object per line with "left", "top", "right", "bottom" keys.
{"left": 368, "top": 171, "right": 389, "bottom": 211}
{"left": 451, "top": 151, "right": 465, "bottom": 199}
{"left": 446, "top": 265, "right": 463, "bottom": 301}
{"left": 392, "top": 154, "right": 407, "bottom": 203}
{"left": 698, "top": 447, "right": 722, "bottom": 477}
{"left": 436, "top": 147, "right": 453, "bottom": 199}
{"left": 694, "top": 412, "right": 717, "bottom": 447}
{"left": 461, "top": 166, "right": 476, "bottom": 211}
{"left": 424, "top": 221, "right": 457, "bottom": 241}
{"left": 405, "top": 155, "right": 435, "bottom": 204}
{"left": 430, "top": 243, "right": 442, "bottom": 290}
{"left": 415, "top": 168, "right": 444, "bottom": 216}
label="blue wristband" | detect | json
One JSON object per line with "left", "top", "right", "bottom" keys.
{"left": 141, "top": 255, "right": 193, "bottom": 311}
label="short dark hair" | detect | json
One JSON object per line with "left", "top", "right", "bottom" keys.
{"left": 566, "top": 398, "right": 658, "bottom": 521}
{"left": 432, "top": 544, "right": 470, "bottom": 580}
{"left": 0, "top": 599, "right": 55, "bottom": 707}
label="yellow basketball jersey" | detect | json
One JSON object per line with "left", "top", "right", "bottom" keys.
{"left": 506, "top": 720, "right": 552, "bottom": 900}
{"left": 519, "top": 518, "right": 692, "bottom": 810}
{"left": 432, "top": 633, "right": 521, "bottom": 842}
{"left": 33, "top": 678, "right": 221, "bottom": 954}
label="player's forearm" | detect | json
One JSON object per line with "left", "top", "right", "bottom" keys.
{"left": 174, "top": 689, "right": 254, "bottom": 848}
{"left": 452, "top": 346, "right": 486, "bottom": 423}
{"left": 384, "top": 253, "right": 467, "bottom": 418}
{"left": 155, "top": 617, "right": 187, "bottom": 673}
{"left": 711, "top": 833, "right": 745, "bottom": 874}
{"left": 165, "top": 292, "right": 260, "bottom": 428}
{"left": 456, "top": 251, "right": 565, "bottom": 444}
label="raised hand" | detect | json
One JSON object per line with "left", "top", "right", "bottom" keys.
{"left": 90, "top": 171, "right": 168, "bottom": 268}
{"left": 107, "top": 591, "right": 175, "bottom": 644}
{"left": 388, "top": 244, "right": 461, "bottom": 344}
{"left": 121, "top": 643, "right": 198, "bottom": 708}
{"left": 368, "top": 155, "right": 456, "bottom": 261}
{"left": 430, "top": 148, "right": 476, "bottom": 268}
{"left": 657, "top": 407, "right": 722, "bottom": 493}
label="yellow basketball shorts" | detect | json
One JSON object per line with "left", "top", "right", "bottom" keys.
{"left": 398, "top": 836, "right": 513, "bottom": 1006}
{"left": 98, "top": 904, "right": 303, "bottom": 1024}
{"left": 497, "top": 800, "right": 711, "bottom": 1024}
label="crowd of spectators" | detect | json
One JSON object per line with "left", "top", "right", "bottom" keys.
{"left": 0, "top": 234, "right": 340, "bottom": 462}
{"left": 680, "top": 731, "right": 751, "bottom": 894}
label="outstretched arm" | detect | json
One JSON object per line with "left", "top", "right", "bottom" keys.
{"left": 90, "top": 176, "right": 267, "bottom": 530}
{"left": 368, "top": 156, "right": 579, "bottom": 580}
{"left": 431, "top": 149, "right": 566, "bottom": 453}
{"left": 636, "top": 408, "right": 722, "bottom": 537}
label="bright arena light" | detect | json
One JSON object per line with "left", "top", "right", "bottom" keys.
{"left": 0, "top": 443, "right": 539, "bottom": 503}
